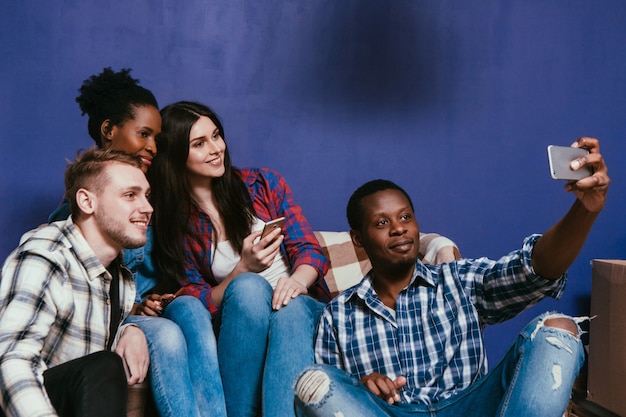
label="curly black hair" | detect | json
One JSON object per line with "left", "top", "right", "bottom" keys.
{"left": 76, "top": 67, "right": 158, "bottom": 147}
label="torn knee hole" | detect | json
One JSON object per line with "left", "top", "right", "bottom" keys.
{"left": 544, "top": 317, "right": 578, "bottom": 337}
{"left": 296, "top": 370, "right": 331, "bottom": 403}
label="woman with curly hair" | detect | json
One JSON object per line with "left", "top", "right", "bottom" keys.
{"left": 49, "top": 69, "right": 226, "bottom": 417}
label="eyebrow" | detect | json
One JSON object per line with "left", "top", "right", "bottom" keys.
{"left": 119, "top": 185, "right": 149, "bottom": 193}
{"left": 369, "top": 205, "right": 413, "bottom": 217}
{"left": 191, "top": 132, "right": 205, "bottom": 139}
{"left": 191, "top": 127, "right": 219, "bottom": 140}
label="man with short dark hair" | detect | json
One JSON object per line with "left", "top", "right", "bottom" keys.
{"left": 0, "top": 148, "right": 152, "bottom": 417}
{"left": 295, "top": 138, "right": 609, "bottom": 416}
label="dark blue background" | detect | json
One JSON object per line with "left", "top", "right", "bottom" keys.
{"left": 2, "top": 1, "right": 625, "bottom": 363}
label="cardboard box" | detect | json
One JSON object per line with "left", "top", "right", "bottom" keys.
{"left": 588, "top": 259, "right": 626, "bottom": 416}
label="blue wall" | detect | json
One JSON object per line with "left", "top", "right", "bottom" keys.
{"left": 2, "top": 1, "right": 625, "bottom": 363}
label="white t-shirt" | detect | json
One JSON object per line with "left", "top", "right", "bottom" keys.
{"left": 211, "top": 218, "right": 291, "bottom": 288}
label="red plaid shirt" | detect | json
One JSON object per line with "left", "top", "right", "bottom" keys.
{"left": 182, "top": 167, "right": 330, "bottom": 316}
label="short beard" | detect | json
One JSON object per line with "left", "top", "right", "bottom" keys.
{"left": 95, "top": 214, "right": 146, "bottom": 249}
{"left": 373, "top": 257, "right": 416, "bottom": 279}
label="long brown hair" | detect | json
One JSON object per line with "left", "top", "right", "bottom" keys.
{"left": 148, "top": 101, "right": 255, "bottom": 285}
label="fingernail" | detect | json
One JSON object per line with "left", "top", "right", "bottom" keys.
{"left": 571, "top": 141, "right": 579, "bottom": 148}
{"left": 571, "top": 160, "right": 580, "bottom": 169}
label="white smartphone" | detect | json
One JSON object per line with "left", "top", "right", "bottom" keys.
{"left": 260, "top": 217, "right": 285, "bottom": 240}
{"left": 547, "top": 145, "right": 593, "bottom": 180}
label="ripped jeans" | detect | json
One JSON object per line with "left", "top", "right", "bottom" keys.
{"left": 294, "top": 313, "right": 585, "bottom": 417}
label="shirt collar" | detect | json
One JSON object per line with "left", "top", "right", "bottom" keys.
{"left": 413, "top": 258, "right": 437, "bottom": 287}
{"left": 63, "top": 217, "right": 110, "bottom": 282}
{"left": 347, "top": 258, "right": 437, "bottom": 304}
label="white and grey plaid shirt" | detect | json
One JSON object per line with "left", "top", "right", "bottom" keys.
{"left": 0, "top": 218, "right": 136, "bottom": 416}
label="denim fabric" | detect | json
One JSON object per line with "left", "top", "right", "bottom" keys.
{"left": 125, "top": 296, "right": 226, "bottom": 417}
{"left": 295, "top": 313, "right": 584, "bottom": 417}
{"left": 123, "top": 226, "right": 160, "bottom": 303}
{"left": 215, "top": 273, "right": 324, "bottom": 417}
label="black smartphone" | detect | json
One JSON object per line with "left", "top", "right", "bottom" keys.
{"left": 547, "top": 145, "right": 593, "bottom": 180}
{"left": 160, "top": 288, "right": 184, "bottom": 308}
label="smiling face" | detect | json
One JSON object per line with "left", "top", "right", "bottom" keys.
{"left": 351, "top": 189, "right": 420, "bottom": 274}
{"left": 185, "top": 115, "right": 227, "bottom": 182}
{"left": 103, "top": 105, "right": 162, "bottom": 173}
{"left": 93, "top": 162, "right": 153, "bottom": 250}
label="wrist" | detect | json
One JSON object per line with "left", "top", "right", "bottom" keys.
{"left": 291, "top": 275, "right": 309, "bottom": 289}
{"left": 229, "top": 262, "right": 248, "bottom": 280}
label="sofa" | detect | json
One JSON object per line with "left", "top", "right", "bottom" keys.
{"left": 126, "top": 230, "right": 460, "bottom": 417}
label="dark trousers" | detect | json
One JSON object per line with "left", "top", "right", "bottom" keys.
{"left": 42, "top": 351, "right": 128, "bottom": 417}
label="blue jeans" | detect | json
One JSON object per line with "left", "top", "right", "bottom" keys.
{"left": 125, "top": 296, "right": 226, "bottom": 417}
{"left": 215, "top": 273, "right": 325, "bottom": 417}
{"left": 294, "top": 313, "right": 585, "bottom": 417}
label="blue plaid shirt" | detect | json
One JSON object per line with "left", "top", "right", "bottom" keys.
{"left": 314, "top": 234, "right": 566, "bottom": 404}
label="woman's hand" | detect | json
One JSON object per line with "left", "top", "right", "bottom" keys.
{"left": 272, "top": 276, "right": 308, "bottom": 310}
{"left": 271, "top": 264, "right": 318, "bottom": 310}
{"left": 135, "top": 293, "right": 176, "bottom": 316}
{"left": 237, "top": 228, "right": 284, "bottom": 274}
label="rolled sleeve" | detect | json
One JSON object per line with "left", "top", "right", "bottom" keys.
{"left": 463, "top": 234, "right": 567, "bottom": 324}
{"left": 243, "top": 168, "right": 330, "bottom": 300}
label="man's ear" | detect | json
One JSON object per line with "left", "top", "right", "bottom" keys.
{"left": 75, "top": 189, "right": 96, "bottom": 215}
{"left": 350, "top": 229, "right": 363, "bottom": 248}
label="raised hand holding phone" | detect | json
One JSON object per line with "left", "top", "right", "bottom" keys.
{"left": 547, "top": 145, "right": 593, "bottom": 180}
